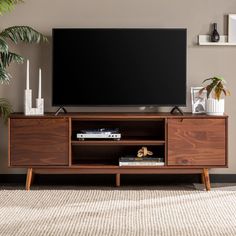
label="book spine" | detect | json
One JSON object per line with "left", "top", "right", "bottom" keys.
{"left": 120, "top": 158, "right": 163, "bottom": 162}
{"left": 119, "top": 162, "right": 165, "bottom": 166}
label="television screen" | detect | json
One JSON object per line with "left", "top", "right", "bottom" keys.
{"left": 52, "top": 28, "right": 186, "bottom": 106}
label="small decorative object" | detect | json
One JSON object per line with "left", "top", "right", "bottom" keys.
{"left": 199, "top": 77, "right": 230, "bottom": 115}
{"left": 24, "top": 60, "right": 44, "bottom": 116}
{"left": 119, "top": 146, "right": 163, "bottom": 166}
{"left": 228, "top": 14, "right": 236, "bottom": 43}
{"left": 211, "top": 23, "right": 220, "bottom": 42}
{"left": 191, "top": 87, "right": 207, "bottom": 114}
{"left": 137, "top": 147, "right": 153, "bottom": 158}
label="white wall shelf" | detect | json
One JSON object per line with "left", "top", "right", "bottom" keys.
{"left": 198, "top": 35, "right": 236, "bottom": 46}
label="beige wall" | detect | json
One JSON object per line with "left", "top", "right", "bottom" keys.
{"left": 0, "top": 0, "right": 235, "bottom": 174}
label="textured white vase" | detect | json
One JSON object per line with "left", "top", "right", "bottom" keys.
{"left": 206, "top": 98, "right": 224, "bottom": 115}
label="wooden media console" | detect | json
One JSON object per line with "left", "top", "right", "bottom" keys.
{"left": 8, "top": 113, "right": 228, "bottom": 190}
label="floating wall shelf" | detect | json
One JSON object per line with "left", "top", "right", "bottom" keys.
{"left": 198, "top": 35, "right": 236, "bottom": 46}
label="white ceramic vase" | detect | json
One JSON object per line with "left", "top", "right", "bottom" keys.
{"left": 206, "top": 98, "right": 224, "bottom": 115}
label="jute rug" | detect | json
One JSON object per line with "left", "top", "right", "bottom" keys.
{"left": 0, "top": 184, "right": 236, "bottom": 236}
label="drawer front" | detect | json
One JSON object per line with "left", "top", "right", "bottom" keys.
{"left": 10, "top": 118, "right": 69, "bottom": 166}
{"left": 167, "top": 118, "right": 226, "bottom": 166}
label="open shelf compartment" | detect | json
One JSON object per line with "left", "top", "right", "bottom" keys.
{"left": 72, "top": 145, "right": 165, "bottom": 167}
{"left": 71, "top": 119, "right": 165, "bottom": 142}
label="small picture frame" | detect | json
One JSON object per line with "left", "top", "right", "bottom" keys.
{"left": 191, "top": 87, "right": 207, "bottom": 114}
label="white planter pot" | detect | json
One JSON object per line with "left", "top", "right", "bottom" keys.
{"left": 206, "top": 98, "right": 225, "bottom": 115}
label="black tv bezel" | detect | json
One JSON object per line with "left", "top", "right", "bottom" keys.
{"left": 52, "top": 28, "right": 187, "bottom": 107}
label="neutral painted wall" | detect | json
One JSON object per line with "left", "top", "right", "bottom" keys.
{"left": 0, "top": 0, "right": 235, "bottom": 174}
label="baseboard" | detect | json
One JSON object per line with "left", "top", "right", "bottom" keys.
{"left": 1, "top": 174, "right": 236, "bottom": 185}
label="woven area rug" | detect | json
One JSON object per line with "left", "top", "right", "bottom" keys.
{"left": 0, "top": 184, "right": 236, "bottom": 236}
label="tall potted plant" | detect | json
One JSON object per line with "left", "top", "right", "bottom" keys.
{"left": 0, "top": 0, "right": 47, "bottom": 123}
{"left": 200, "top": 76, "right": 230, "bottom": 115}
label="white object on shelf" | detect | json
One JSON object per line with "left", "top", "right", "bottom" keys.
{"left": 206, "top": 98, "right": 224, "bottom": 115}
{"left": 198, "top": 35, "right": 236, "bottom": 46}
{"left": 228, "top": 14, "right": 236, "bottom": 43}
{"left": 36, "top": 98, "right": 44, "bottom": 115}
{"left": 24, "top": 63, "right": 44, "bottom": 116}
{"left": 26, "top": 59, "right": 30, "bottom": 89}
{"left": 24, "top": 89, "right": 32, "bottom": 115}
{"left": 38, "top": 68, "right": 42, "bottom": 99}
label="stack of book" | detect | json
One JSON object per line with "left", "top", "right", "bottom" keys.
{"left": 119, "top": 156, "right": 165, "bottom": 166}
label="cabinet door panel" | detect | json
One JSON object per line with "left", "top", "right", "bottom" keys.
{"left": 10, "top": 118, "right": 69, "bottom": 166}
{"left": 167, "top": 118, "right": 226, "bottom": 166}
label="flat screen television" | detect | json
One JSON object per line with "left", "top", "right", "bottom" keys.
{"left": 52, "top": 28, "right": 186, "bottom": 106}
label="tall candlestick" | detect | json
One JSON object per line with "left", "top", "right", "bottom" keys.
{"left": 38, "top": 68, "right": 42, "bottom": 99}
{"left": 26, "top": 59, "right": 29, "bottom": 89}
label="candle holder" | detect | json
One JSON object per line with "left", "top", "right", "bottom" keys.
{"left": 24, "top": 89, "right": 32, "bottom": 115}
{"left": 36, "top": 98, "right": 44, "bottom": 115}
{"left": 24, "top": 60, "right": 44, "bottom": 116}
{"left": 24, "top": 91, "right": 44, "bottom": 116}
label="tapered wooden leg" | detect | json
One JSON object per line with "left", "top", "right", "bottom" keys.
{"left": 203, "top": 168, "right": 211, "bottom": 191}
{"left": 201, "top": 173, "right": 205, "bottom": 185}
{"left": 31, "top": 171, "right": 35, "bottom": 185}
{"left": 26, "top": 168, "right": 33, "bottom": 191}
{"left": 116, "top": 174, "right": 120, "bottom": 187}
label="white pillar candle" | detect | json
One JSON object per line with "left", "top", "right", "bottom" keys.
{"left": 26, "top": 59, "right": 29, "bottom": 90}
{"left": 38, "top": 68, "right": 42, "bottom": 99}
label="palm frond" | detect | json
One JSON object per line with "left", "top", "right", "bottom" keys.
{"left": 0, "top": 0, "right": 23, "bottom": 15}
{"left": 0, "top": 51, "right": 24, "bottom": 67}
{"left": 0, "top": 98, "right": 13, "bottom": 123}
{"left": 0, "top": 26, "right": 48, "bottom": 44}
{"left": 0, "top": 66, "right": 11, "bottom": 83}
{"left": 0, "top": 37, "right": 9, "bottom": 53}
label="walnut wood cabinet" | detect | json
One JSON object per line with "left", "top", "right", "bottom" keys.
{"left": 8, "top": 113, "right": 228, "bottom": 190}
{"left": 167, "top": 118, "right": 226, "bottom": 166}
{"left": 9, "top": 118, "right": 69, "bottom": 166}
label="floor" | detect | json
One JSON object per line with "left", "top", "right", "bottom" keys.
{"left": 0, "top": 183, "right": 236, "bottom": 236}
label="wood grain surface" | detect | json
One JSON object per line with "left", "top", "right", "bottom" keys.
{"left": 10, "top": 118, "right": 69, "bottom": 166}
{"left": 167, "top": 118, "right": 226, "bottom": 166}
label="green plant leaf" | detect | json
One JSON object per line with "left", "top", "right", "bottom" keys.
{"left": 0, "top": 37, "right": 9, "bottom": 53}
{"left": 214, "top": 76, "right": 224, "bottom": 81}
{"left": 0, "top": 98, "right": 13, "bottom": 124}
{"left": 0, "top": 26, "right": 48, "bottom": 44}
{"left": 0, "top": 51, "right": 24, "bottom": 67}
{"left": 202, "top": 78, "right": 213, "bottom": 84}
{"left": 0, "top": 26, "right": 47, "bottom": 83}
{"left": 201, "top": 76, "right": 231, "bottom": 99}
{"left": 206, "top": 80, "right": 218, "bottom": 98}
{"left": 0, "top": 66, "right": 11, "bottom": 83}
{"left": 0, "top": 0, "right": 23, "bottom": 15}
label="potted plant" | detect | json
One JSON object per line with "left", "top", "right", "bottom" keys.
{"left": 200, "top": 76, "right": 230, "bottom": 115}
{"left": 0, "top": 0, "right": 47, "bottom": 123}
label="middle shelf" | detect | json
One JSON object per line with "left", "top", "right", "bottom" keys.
{"left": 71, "top": 140, "right": 165, "bottom": 146}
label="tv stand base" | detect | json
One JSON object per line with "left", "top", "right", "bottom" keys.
{"left": 170, "top": 106, "right": 184, "bottom": 115}
{"left": 25, "top": 168, "right": 211, "bottom": 191}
